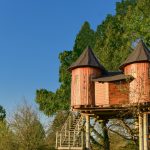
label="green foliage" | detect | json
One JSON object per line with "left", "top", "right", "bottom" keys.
{"left": 0, "top": 103, "right": 49, "bottom": 150}
{"left": 0, "top": 105, "right": 6, "bottom": 121}
{"left": 46, "top": 111, "right": 69, "bottom": 149}
{"left": 94, "top": 0, "right": 150, "bottom": 71}
{"left": 73, "top": 21, "right": 96, "bottom": 58}
{"left": 11, "top": 103, "right": 45, "bottom": 150}
{"left": 0, "top": 121, "right": 17, "bottom": 150}
{"left": 109, "top": 131, "right": 137, "bottom": 150}
{"left": 59, "top": 51, "right": 72, "bottom": 83}
{"left": 94, "top": 0, "right": 136, "bottom": 70}
{"left": 123, "top": 0, "right": 150, "bottom": 46}
{"left": 36, "top": 89, "right": 58, "bottom": 116}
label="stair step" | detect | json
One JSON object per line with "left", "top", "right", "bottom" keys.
{"left": 56, "top": 112, "right": 84, "bottom": 149}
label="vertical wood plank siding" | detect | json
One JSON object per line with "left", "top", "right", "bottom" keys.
{"left": 95, "top": 82, "right": 109, "bottom": 106}
{"left": 109, "top": 82, "right": 129, "bottom": 105}
{"left": 95, "top": 81, "right": 129, "bottom": 106}
{"left": 71, "top": 67, "right": 101, "bottom": 107}
{"left": 124, "top": 63, "right": 150, "bottom": 103}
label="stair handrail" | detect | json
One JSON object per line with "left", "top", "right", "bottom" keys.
{"left": 56, "top": 112, "right": 72, "bottom": 148}
{"left": 56, "top": 111, "right": 82, "bottom": 148}
{"left": 61, "top": 112, "right": 80, "bottom": 144}
{"left": 60, "top": 111, "right": 73, "bottom": 133}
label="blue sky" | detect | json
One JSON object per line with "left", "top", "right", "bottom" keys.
{"left": 0, "top": 0, "right": 121, "bottom": 116}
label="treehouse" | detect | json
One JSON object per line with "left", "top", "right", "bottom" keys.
{"left": 56, "top": 40, "right": 150, "bottom": 150}
{"left": 69, "top": 40, "right": 150, "bottom": 109}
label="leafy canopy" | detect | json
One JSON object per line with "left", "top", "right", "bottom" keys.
{"left": 0, "top": 105, "right": 6, "bottom": 121}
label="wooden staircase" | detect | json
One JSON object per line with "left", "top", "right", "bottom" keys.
{"left": 56, "top": 112, "right": 85, "bottom": 150}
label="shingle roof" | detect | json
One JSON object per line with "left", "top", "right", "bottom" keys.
{"left": 120, "top": 40, "right": 150, "bottom": 69}
{"left": 92, "top": 71, "right": 133, "bottom": 82}
{"left": 68, "top": 46, "right": 106, "bottom": 71}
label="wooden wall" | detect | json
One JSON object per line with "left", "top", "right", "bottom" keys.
{"left": 95, "top": 82, "right": 109, "bottom": 106}
{"left": 124, "top": 63, "right": 150, "bottom": 103}
{"left": 71, "top": 62, "right": 150, "bottom": 107}
{"left": 71, "top": 67, "right": 101, "bottom": 107}
{"left": 95, "top": 81, "right": 129, "bottom": 106}
{"left": 109, "top": 82, "right": 129, "bottom": 105}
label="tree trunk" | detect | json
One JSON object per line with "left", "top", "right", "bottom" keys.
{"left": 101, "top": 119, "right": 110, "bottom": 150}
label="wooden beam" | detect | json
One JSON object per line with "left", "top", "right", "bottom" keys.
{"left": 86, "top": 115, "right": 90, "bottom": 149}
{"left": 139, "top": 113, "right": 144, "bottom": 150}
{"left": 56, "top": 132, "right": 58, "bottom": 148}
{"left": 143, "top": 113, "right": 148, "bottom": 150}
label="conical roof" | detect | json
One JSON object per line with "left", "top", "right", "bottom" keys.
{"left": 68, "top": 46, "right": 106, "bottom": 71}
{"left": 120, "top": 40, "right": 150, "bottom": 69}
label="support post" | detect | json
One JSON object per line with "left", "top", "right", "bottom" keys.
{"left": 101, "top": 119, "right": 109, "bottom": 150}
{"left": 81, "top": 116, "right": 84, "bottom": 149}
{"left": 86, "top": 115, "right": 90, "bottom": 149}
{"left": 139, "top": 113, "right": 144, "bottom": 150}
{"left": 69, "top": 131, "right": 70, "bottom": 148}
{"left": 81, "top": 130, "right": 84, "bottom": 148}
{"left": 56, "top": 132, "right": 58, "bottom": 148}
{"left": 69, "top": 115, "right": 71, "bottom": 129}
{"left": 60, "top": 133, "right": 62, "bottom": 147}
{"left": 143, "top": 113, "right": 148, "bottom": 150}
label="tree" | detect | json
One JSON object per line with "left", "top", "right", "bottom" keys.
{"left": 36, "top": 89, "right": 57, "bottom": 116}
{"left": 73, "top": 21, "right": 96, "bottom": 59}
{"left": 108, "top": 120, "right": 138, "bottom": 150}
{"left": 11, "top": 103, "right": 45, "bottom": 150}
{"left": 0, "top": 105, "right": 6, "bottom": 121}
{"left": 0, "top": 121, "right": 17, "bottom": 150}
{"left": 94, "top": 0, "right": 136, "bottom": 70}
{"left": 46, "top": 111, "right": 69, "bottom": 149}
{"left": 123, "top": 0, "right": 150, "bottom": 46}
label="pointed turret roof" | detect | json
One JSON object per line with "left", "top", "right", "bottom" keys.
{"left": 120, "top": 40, "right": 150, "bottom": 69}
{"left": 68, "top": 46, "right": 106, "bottom": 71}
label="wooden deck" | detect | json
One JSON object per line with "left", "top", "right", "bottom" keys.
{"left": 57, "top": 147, "right": 83, "bottom": 150}
{"left": 72, "top": 102, "right": 150, "bottom": 119}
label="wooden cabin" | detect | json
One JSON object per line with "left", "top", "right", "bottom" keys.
{"left": 69, "top": 41, "right": 150, "bottom": 109}
{"left": 56, "top": 41, "right": 150, "bottom": 150}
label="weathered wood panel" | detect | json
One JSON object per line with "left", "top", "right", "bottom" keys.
{"left": 95, "top": 81, "right": 129, "bottom": 106}
{"left": 124, "top": 63, "right": 150, "bottom": 103}
{"left": 71, "top": 67, "right": 101, "bottom": 107}
{"left": 109, "top": 82, "right": 129, "bottom": 105}
{"left": 95, "top": 82, "right": 109, "bottom": 106}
